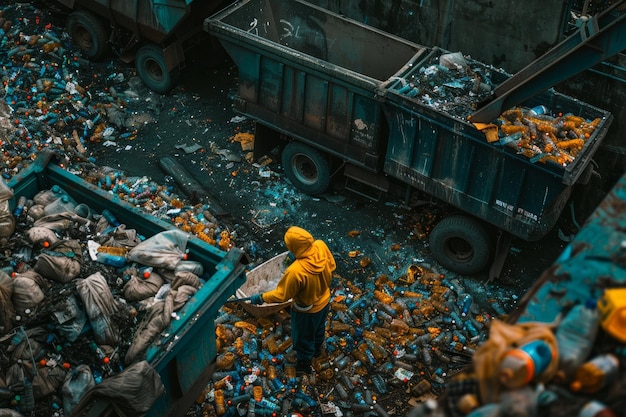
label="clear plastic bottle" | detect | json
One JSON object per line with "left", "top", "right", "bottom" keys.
{"left": 570, "top": 353, "right": 619, "bottom": 394}
{"left": 498, "top": 339, "right": 554, "bottom": 388}
{"left": 44, "top": 194, "right": 77, "bottom": 215}
{"left": 555, "top": 299, "right": 600, "bottom": 381}
{"left": 578, "top": 401, "right": 617, "bottom": 417}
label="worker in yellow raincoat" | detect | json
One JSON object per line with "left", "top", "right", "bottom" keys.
{"left": 250, "top": 226, "right": 336, "bottom": 374}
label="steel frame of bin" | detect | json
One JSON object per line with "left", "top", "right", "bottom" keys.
{"left": 7, "top": 152, "right": 249, "bottom": 417}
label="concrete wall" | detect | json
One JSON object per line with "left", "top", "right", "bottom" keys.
{"left": 310, "top": 0, "right": 566, "bottom": 72}
{"left": 310, "top": 0, "right": 626, "bottom": 215}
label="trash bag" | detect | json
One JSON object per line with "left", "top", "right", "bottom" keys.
{"left": 128, "top": 229, "right": 189, "bottom": 270}
{"left": 125, "top": 284, "right": 197, "bottom": 364}
{"left": 124, "top": 297, "right": 173, "bottom": 365}
{"left": 69, "top": 361, "right": 164, "bottom": 417}
{"left": 34, "top": 239, "right": 83, "bottom": 283}
{"left": 32, "top": 365, "right": 67, "bottom": 399}
{"left": 4, "top": 363, "right": 29, "bottom": 391}
{"left": 33, "top": 212, "right": 89, "bottom": 232}
{"left": 97, "top": 224, "right": 142, "bottom": 248}
{"left": 439, "top": 51, "right": 468, "bottom": 70}
{"left": 0, "top": 180, "right": 15, "bottom": 238}
{"left": 9, "top": 327, "right": 48, "bottom": 363}
{"left": 472, "top": 319, "right": 558, "bottom": 404}
{"left": 0, "top": 409, "right": 26, "bottom": 417}
{"left": 171, "top": 270, "right": 202, "bottom": 290}
{"left": 53, "top": 292, "right": 89, "bottom": 342}
{"left": 12, "top": 269, "right": 48, "bottom": 312}
{"left": 123, "top": 267, "right": 164, "bottom": 301}
{"left": 0, "top": 270, "right": 15, "bottom": 336}
{"left": 62, "top": 364, "right": 96, "bottom": 416}
{"left": 174, "top": 260, "right": 204, "bottom": 276}
{"left": 25, "top": 226, "right": 60, "bottom": 247}
{"left": 75, "top": 272, "right": 120, "bottom": 346}
{"left": 172, "top": 285, "right": 198, "bottom": 305}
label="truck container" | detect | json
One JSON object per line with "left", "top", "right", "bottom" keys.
{"left": 49, "top": 0, "right": 231, "bottom": 92}
{"left": 205, "top": 0, "right": 615, "bottom": 277}
{"left": 4, "top": 151, "right": 249, "bottom": 417}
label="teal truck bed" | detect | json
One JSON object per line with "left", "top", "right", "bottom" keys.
{"left": 4, "top": 152, "right": 249, "bottom": 417}
{"left": 205, "top": 0, "right": 614, "bottom": 276}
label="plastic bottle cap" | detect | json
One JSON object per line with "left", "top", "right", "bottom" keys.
{"left": 571, "top": 380, "right": 582, "bottom": 392}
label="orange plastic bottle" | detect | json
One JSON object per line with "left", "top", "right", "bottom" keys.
{"left": 570, "top": 353, "right": 619, "bottom": 394}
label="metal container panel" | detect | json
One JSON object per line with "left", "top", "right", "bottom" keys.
{"left": 206, "top": 0, "right": 428, "bottom": 170}
{"left": 6, "top": 152, "right": 249, "bottom": 417}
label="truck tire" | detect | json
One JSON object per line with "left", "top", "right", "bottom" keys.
{"left": 282, "top": 142, "right": 330, "bottom": 195}
{"left": 135, "top": 44, "right": 179, "bottom": 94}
{"left": 429, "top": 214, "right": 491, "bottom": 275}
{"left": 67, "top": 10, "right": 110, "bottom": 61}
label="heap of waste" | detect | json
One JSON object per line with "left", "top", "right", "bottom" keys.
{"left": 187, "top": 261, "right": 509, "bottom": 417}
{"left": 0, "top": 181, "right": 217, "bottom": 416}
{"left": 390, "top": 51, "right": 602, "bottom": 167}
{"left": 0, "top": 2, "right": 161, "bottom": 180}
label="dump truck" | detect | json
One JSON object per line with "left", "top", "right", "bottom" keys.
{"left": 205, "top": 0, "right": 626, "bottom": 278}
{"left": 48, "top": 0, "right": 232, "bottom": 93}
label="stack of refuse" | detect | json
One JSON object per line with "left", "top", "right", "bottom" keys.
{"left": 0, "top": 2, "right": 158, "bottom": 182}
{"left": 0, "top": 182, "right": 218, "bottom": 416}
{"left": 390, "top": 51, "right": 497, "bottom": 119}
{"left": 390, "top": 51, "right": 603, "bottom": 168}
{"left": 188, "top": 264, "right": 509, "bottom": 417}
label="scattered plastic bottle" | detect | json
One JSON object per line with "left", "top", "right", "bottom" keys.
{"left": 44, "top": 194, "right": 77, "bottom": 215}
{"left": 101, "top": 208, "right": 121, "bottom": 227}
{"left": 570, "top": 353, "right": 619, "bottom": 394}
{"left": 96, "top": 251, "right": 127, "bottom": 268}
{"left": 498, "top": 339, "right": 554, "bottom": 388}
{"left": 578, "top": 401, "right": 617, "bottom": 417}
{"left": 554, "top": 299, "right": 600, "bottom": 381}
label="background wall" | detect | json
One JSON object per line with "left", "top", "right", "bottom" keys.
{"left": 310, "top": 0, "right": 626, "bottom": 216}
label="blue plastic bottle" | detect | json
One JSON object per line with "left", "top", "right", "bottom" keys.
{"left": 498, "top": 339, "right": 554, "bottom": 388}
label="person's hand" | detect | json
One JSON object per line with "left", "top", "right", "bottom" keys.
{"left": 249, "top": 293, "right": 264, "bottom": 305}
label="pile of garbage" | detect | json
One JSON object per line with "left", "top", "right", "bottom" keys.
{"left": 391, "top": 51, "right": 603, "bottom": 168}
{"left": 0, "top": 2, "right": 250, "bottom": 254}
{"left": 493, "top": 107, "right": 601, "bottom": 167}
{"left": 188, "top": 263, "right": 509, "bottom": 417}
{"left": 391, "top": 52, "right": 497, "bottom": 119}
{"left": 0, "top": 2, "right": 158, "bottom": 181}
{"left": 0, "top": 183, "right": 210, "bottom": 416}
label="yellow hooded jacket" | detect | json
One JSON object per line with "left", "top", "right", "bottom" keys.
{"left": 262, "top": 226, "right": 336, "bottom": 313}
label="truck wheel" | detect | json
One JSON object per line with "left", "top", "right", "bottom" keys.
{"left": 429, "top": 215, "right": 491, "bottom": 275}
{"left": 135, "top": 44, "right": 179, "bottom": 94}
{"left": 282, "top": 142, "right": 330, "bottom": 195}
{"left": 67, "top": 10, "right": 110, "bottom": 61}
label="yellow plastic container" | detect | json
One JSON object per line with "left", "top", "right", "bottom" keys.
{"left": 597, "top": 288, "right": 626, "bottom": 343}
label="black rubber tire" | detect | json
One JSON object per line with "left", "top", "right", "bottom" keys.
{"left": 281, "top": 142, "right": 330, "bottom": 195}
{"left": 135, "top": 44, "right": 179, "bottom": 94}
{"left": 67, "top": 10, "right": 110, "bottom": 61}
{"left": 429, "top": 214, "right": 492, "bottom": 275}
